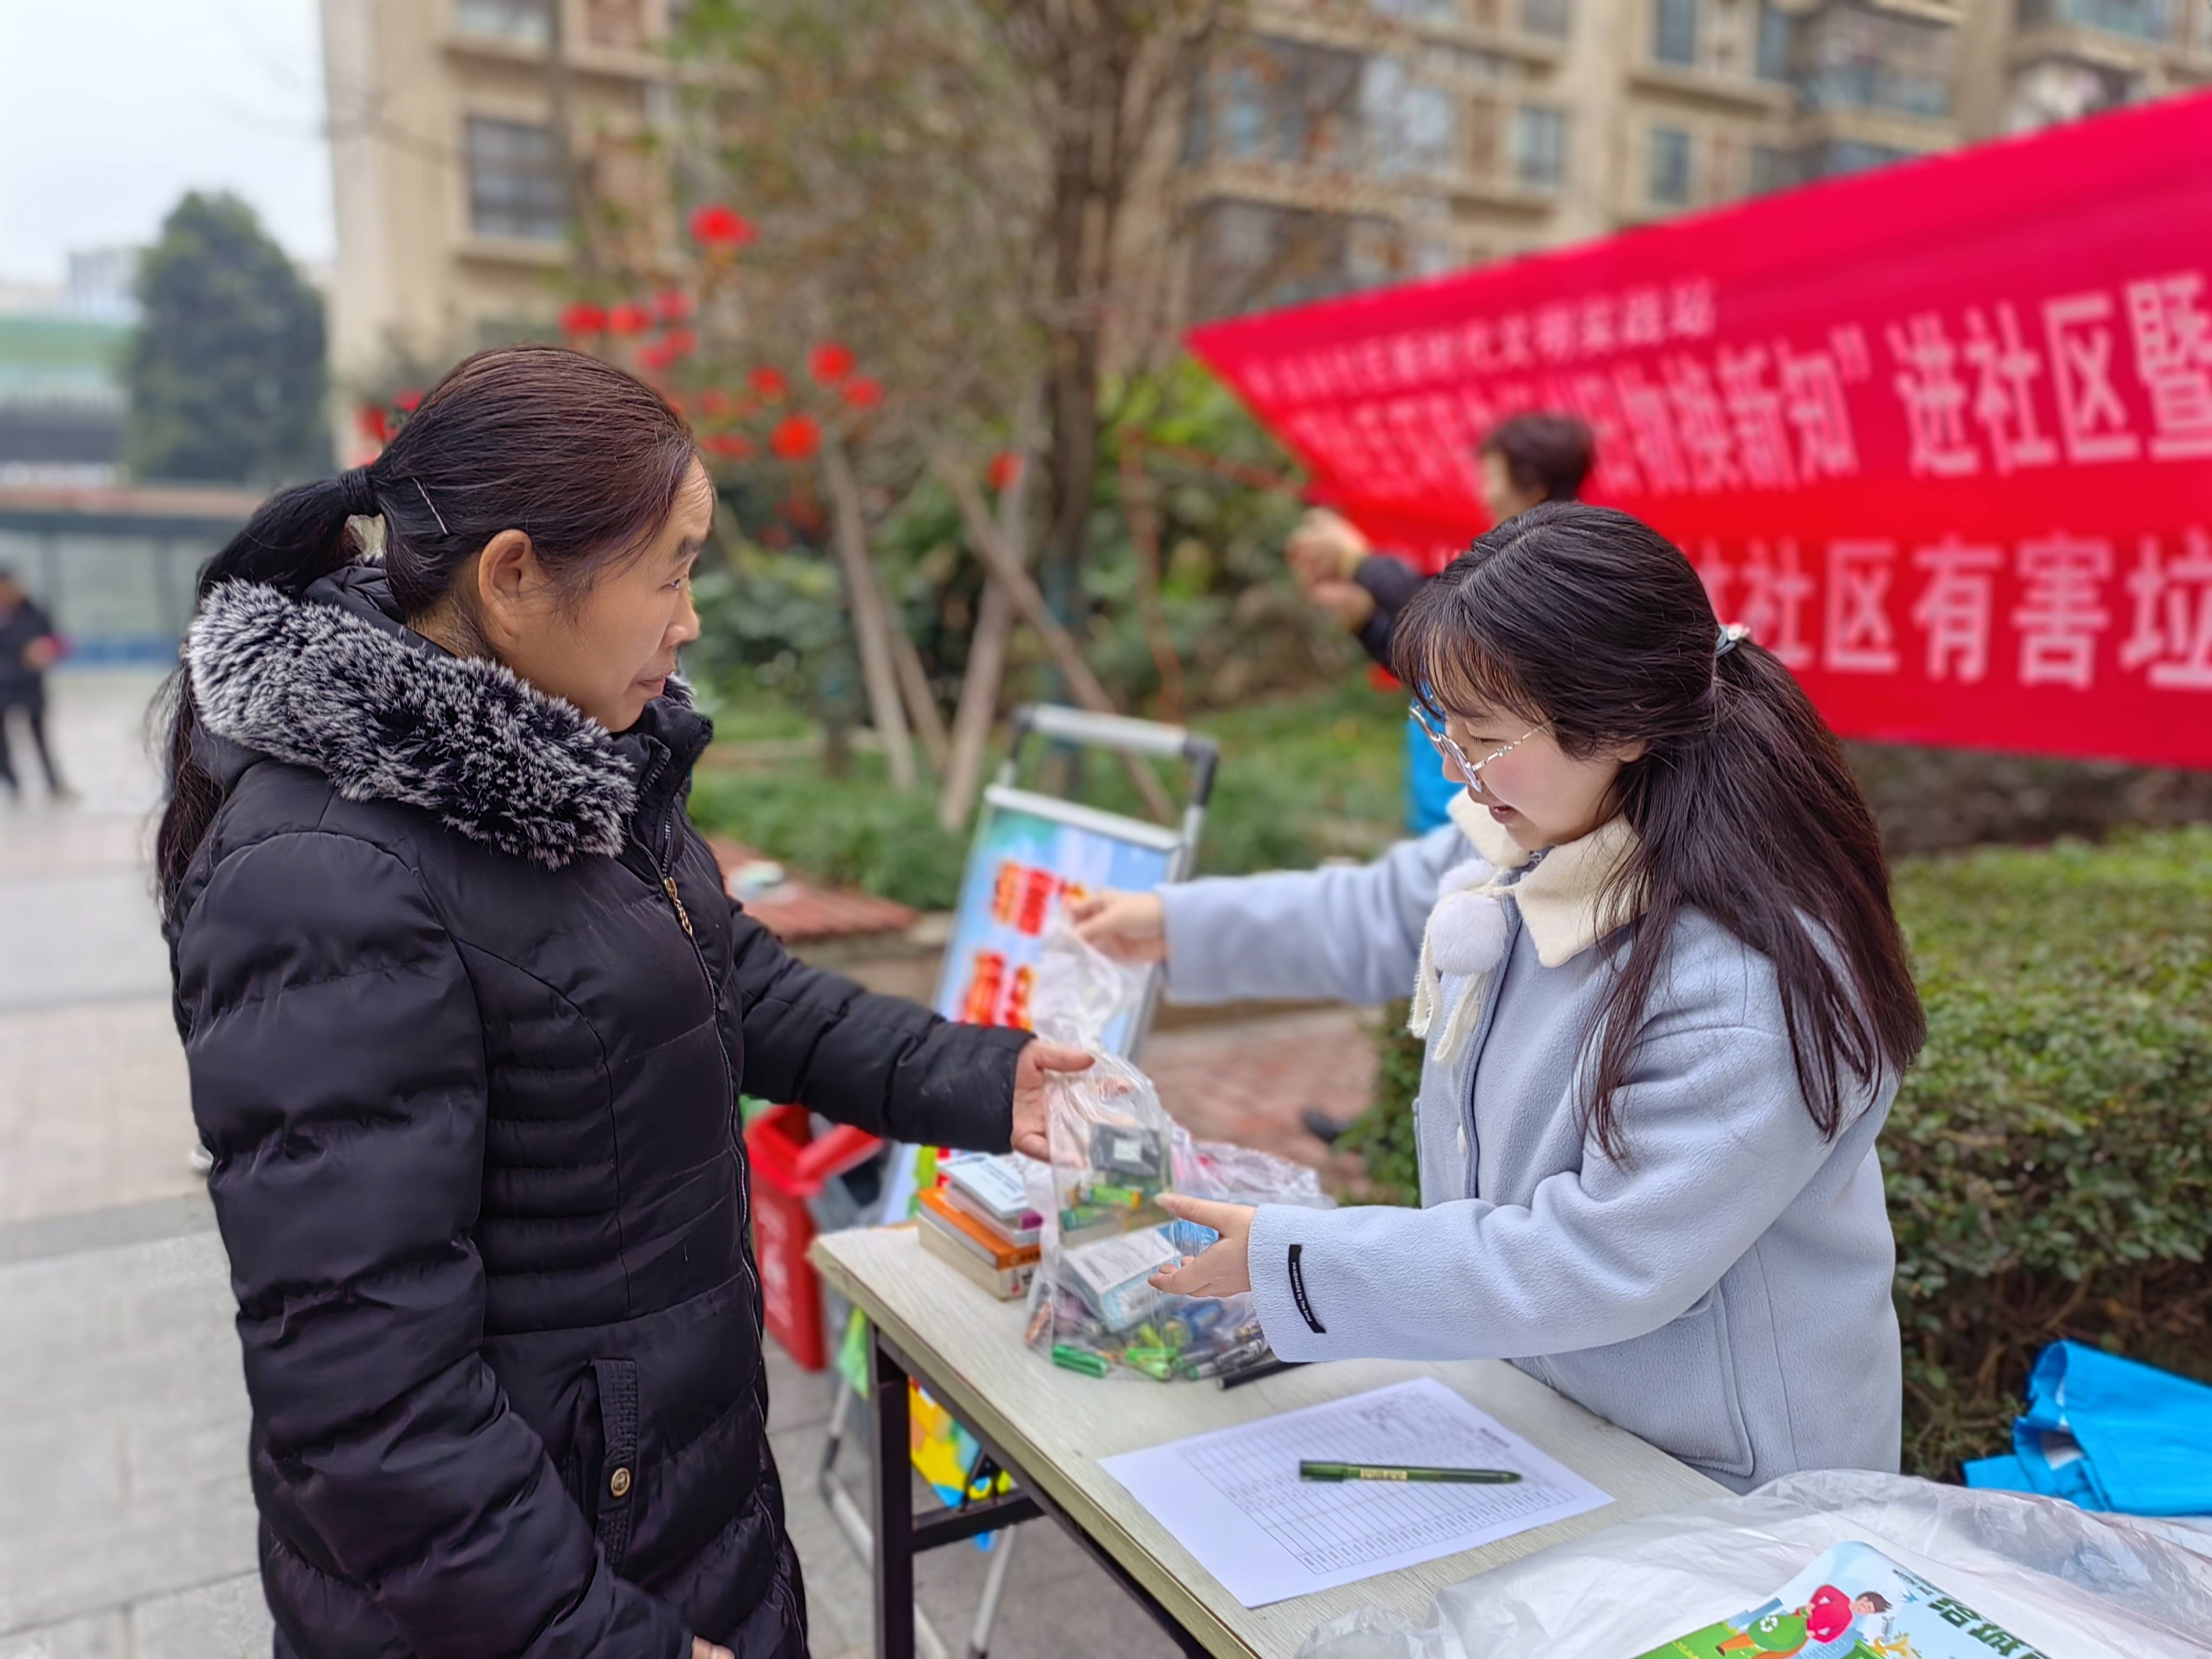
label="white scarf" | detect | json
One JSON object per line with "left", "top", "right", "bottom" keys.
{"left": 1407, "top": 795, "right": 1643, "bottom": 1063}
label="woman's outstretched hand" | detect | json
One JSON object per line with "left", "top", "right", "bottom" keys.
{"left": 694, "top": 1640, "right": 734, "bottom": 1659}
{"left": 1010, "top": 1040, "right": 1092, "bottom": 1160}
{"left": 1068, "top": 891, "right": 1168, "bottom": 965}
{"left": 1146, "top": 1193, "right": 1256, "bottom": 1299}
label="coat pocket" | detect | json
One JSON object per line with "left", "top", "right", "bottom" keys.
{"left": 590, "top": 1356, "right": 642, "bottom": 1569}
{"left": 1539, "top": 1287, "right": 1757, "bottom": 1480}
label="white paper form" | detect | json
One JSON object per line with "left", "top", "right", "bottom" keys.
{"left": 1099, "top": 1378, "right": 1612, "bottom": 1607}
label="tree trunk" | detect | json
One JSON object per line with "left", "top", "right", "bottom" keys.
{"left": 939, "top": 582, "right": 1015, "bottom": 832}
{"left": 887, "top": 617, "right": 950, "bottom": 772}
{"left": 820, "top": 436, "right": 917, "bottom": 790}
{"left": 939, "top": 394, "right": 1043, "bottom": 831}
{"left": 937, "top": 457, "right": 1176, "bottom": 824}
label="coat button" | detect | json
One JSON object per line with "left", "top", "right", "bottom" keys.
{"left": 609, "top": 1466, "right": 632, "bottom": 1499}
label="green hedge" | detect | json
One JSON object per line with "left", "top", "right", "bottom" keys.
{"left": 1337, "top": 827, "right": 2212, "bottom": 1480}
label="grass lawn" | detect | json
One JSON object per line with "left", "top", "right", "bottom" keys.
{"left": 688, "top": 671, "right": 1410, "bottom": 909}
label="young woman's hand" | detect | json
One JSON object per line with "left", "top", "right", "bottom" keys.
{"left": 1068, "top": 891, "right": 1168, "bottom": 965}
{"left": 1146, "top": 1193, "right": 1256, "bottom": 1299}
{"left": 694, "top": 1640, "right": 734, "bottom": 1659}
{"left": 1010, "top": 1041, "right": 1092, "bottom": 1160}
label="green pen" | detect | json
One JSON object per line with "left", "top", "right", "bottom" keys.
{"left": 1299, "top": 1461, "right": 1523, "bottom": 1484}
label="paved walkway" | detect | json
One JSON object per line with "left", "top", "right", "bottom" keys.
{"left": 0, "top": 673, "right": 1375, "bottom": 1659}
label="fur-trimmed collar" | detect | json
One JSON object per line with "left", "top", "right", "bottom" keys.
{"left": 1449, "top": 791, "right": 1642, "bottom": 966}
{"left": 187, "top": 576, "right": 644, "bottom": 868}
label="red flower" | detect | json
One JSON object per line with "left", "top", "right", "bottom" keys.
{"left": 699, "top": 388, "right": 734, "bottom": 419}
{"left": 986, "top": 451, "right": 1022, "bottom": 492}
{"left": 786, "top": 496, "right": 826, "bottom": 534}
{"left": 808, "top": 342, "right": 855, "bottom": 385}
{"left": 393, "top": 388, "right": 424, "bottom": 413}
{"left": 690, "top": 204, "right": 757, "bottom": 248}
{"left": 840, "top": 376, "right": 884, "bottom": 410}
{"left": 750, "top": 365, "right": 788, "bottom": 402}
{"left": 609, "top": 302, "right": 653, "bottom": 336}
{"left": 663, "top": 394, "right": 688, "bottom": 418}
{"left": 356, "top": 403, "right": 390, "bottom": 445}
{"left": 769, "top": 414, "right": 821, "bottom": 461}
{"left": 662, "top": 327, "right": 698, "bottom": 359}
{"left": 705, "top": 433, "right": 754, "bottom": 460}
{"left": 636, "top": 340, "right": 675, "bottom": 372}
{"left": 559, "top": 301, "right": 608, "bottom": 336}
{"left": 654, "top": 289, "right": 693, "bottom": 322}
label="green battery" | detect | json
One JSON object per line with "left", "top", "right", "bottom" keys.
{"left": 1082, "top": 1183, "right": 1148, "bottom": 1209}
{"left": 1123, "top": 1345, "right": 1175, "bottom": 1380}
{"left": 1050, "top": 1344, "right": 1110, "bottom": 1378}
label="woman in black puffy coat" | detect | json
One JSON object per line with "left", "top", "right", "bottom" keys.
{"left": 156, "top": 346, "right": 1084, "bottom": 1659}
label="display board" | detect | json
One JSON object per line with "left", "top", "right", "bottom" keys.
{"left": 932, "top": 785, "right": 1183, "bottom": 1059}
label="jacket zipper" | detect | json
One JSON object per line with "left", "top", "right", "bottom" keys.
{"left": 1455, "top": 902, "right": 1522, "bottom": 1200}
{"left": 631, "top": 751, "right": 760, "bottom": 1296}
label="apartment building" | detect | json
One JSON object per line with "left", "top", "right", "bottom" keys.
{"left": 1178, "top": 0, "right": 2212, "bottom": 318}
{"left": 319, "top": 0, "right": 2211, "bottom": 394}
{"left": 321, "top": 0, "right": 679, "bottom": 442}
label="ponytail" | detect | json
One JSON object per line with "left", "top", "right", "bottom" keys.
{"left": 1394, "top": 503, "right": 1925, "bottom": 1160}
{"left": 156, "top": 470, "right": 377, "bottom": 922}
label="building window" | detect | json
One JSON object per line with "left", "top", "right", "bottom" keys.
{"left": 1799, "top": 139, "right": 1911, "bottom": 179}
{"left": 454, "top": 0, "right": 552, "bottom": 48}
{"left": 1521, "top": 0, "right": 1574, "bottom": 39}
{"left": 1223, "top": 60, "right": 1269, "bottom": 160}
{"left": 2017, "top": 0, "right": 2173, "bottom": 43}
{"left": 1750, "top": 143, "right": 1795, "bottom": 193}
{"left": 1757, "top": 4, "right": 1792, "bottom": 80}
{"left": 1648, "top": 126, "right": 1692, "bottom": 205}
{"left": 1182, "top": 73, "right": 1212, "bottom": 164}
{"left": 465, "top": 117, "right": 568, "bottom": 241}
{"left": 1516, "top": 105, "right": 1567, "bottom": 191}
{"left": 584, "top": 0, "right": 648, "bottom": 49}
{"left": 1363, "top": 59, "right": 1456, "bottom": 177}
{"left": 1654, "top": 0, "right": 1698, "bottom": 65}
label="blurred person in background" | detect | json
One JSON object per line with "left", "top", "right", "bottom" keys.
{"left": 1285, "top": 413, "right": 1593, "bottom": 1142}
{"left": 156, "top": 346, "right": 1086, "bottom": 1659}
{"left": 0, "top": 567, "right": 72, "bottom": 803}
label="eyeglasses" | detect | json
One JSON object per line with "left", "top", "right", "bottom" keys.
{"left": 1409, "top": 703, "right": 1545, "bottom": 798}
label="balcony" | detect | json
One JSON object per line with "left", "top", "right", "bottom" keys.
{"left": 2015, "top": 0, "right": 2176, "bottom": 45}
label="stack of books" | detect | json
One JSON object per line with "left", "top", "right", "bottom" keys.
{"left": 916, "top": 1154, "right": 1043, "bottom": 1300}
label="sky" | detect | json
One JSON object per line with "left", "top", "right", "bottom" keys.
{"left": 0, "top": 0, "right": 333, "bottom": 284}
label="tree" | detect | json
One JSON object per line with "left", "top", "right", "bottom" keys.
{"left": 125, "top": 192, "right": 329, "bottom": 484}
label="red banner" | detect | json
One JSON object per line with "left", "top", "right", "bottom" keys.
{"left": 1188, "top": 93, "right": 2212, "bottom": 769}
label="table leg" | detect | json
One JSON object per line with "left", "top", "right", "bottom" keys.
{"left": 871, "top": 1325, "right": 918, "bottom": 1659}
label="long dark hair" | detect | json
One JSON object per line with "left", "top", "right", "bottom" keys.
{"left": 156, "top": 345, "right": 697, "bottom": 921}
{"left": 1392, "top": 502, "right": 1924, "bottom": 1157}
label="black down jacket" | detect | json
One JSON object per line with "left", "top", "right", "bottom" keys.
{"left": 168, "top": 569, "right": 1031, "bottom": 1659}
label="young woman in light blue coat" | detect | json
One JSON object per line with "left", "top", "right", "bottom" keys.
{"left": 1074, "top": 503, "right": 1926, "bottom": 1489}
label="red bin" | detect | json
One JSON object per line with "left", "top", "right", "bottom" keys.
{"left": 744, "top": 1107, "right": 882, "bottom": 1370}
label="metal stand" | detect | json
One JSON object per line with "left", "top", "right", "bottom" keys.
{"left": 824, "top": 704, "right": 1222, "bottom": 1657}
{"left": 818, "top": 1370, "right": 1027, "bottom": 1659}
{"left": 867, "top": 1324, "right": 1211, "bottom": 1659}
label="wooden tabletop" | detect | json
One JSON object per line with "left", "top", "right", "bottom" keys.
{"left": 812, "top": 1224, "right": 1725, "bottom": 1659}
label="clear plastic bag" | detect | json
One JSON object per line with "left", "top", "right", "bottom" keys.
{"left": 1020, "top": 926, "right": 1331, "bottom": 1382}
{"left": 1296, "top": 1469, "right": 2212, "bottom": 1659}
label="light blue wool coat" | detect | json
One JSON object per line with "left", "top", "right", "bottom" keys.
{"left": 1158, "top": 802, "right": 1903, "bottom": 1490}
